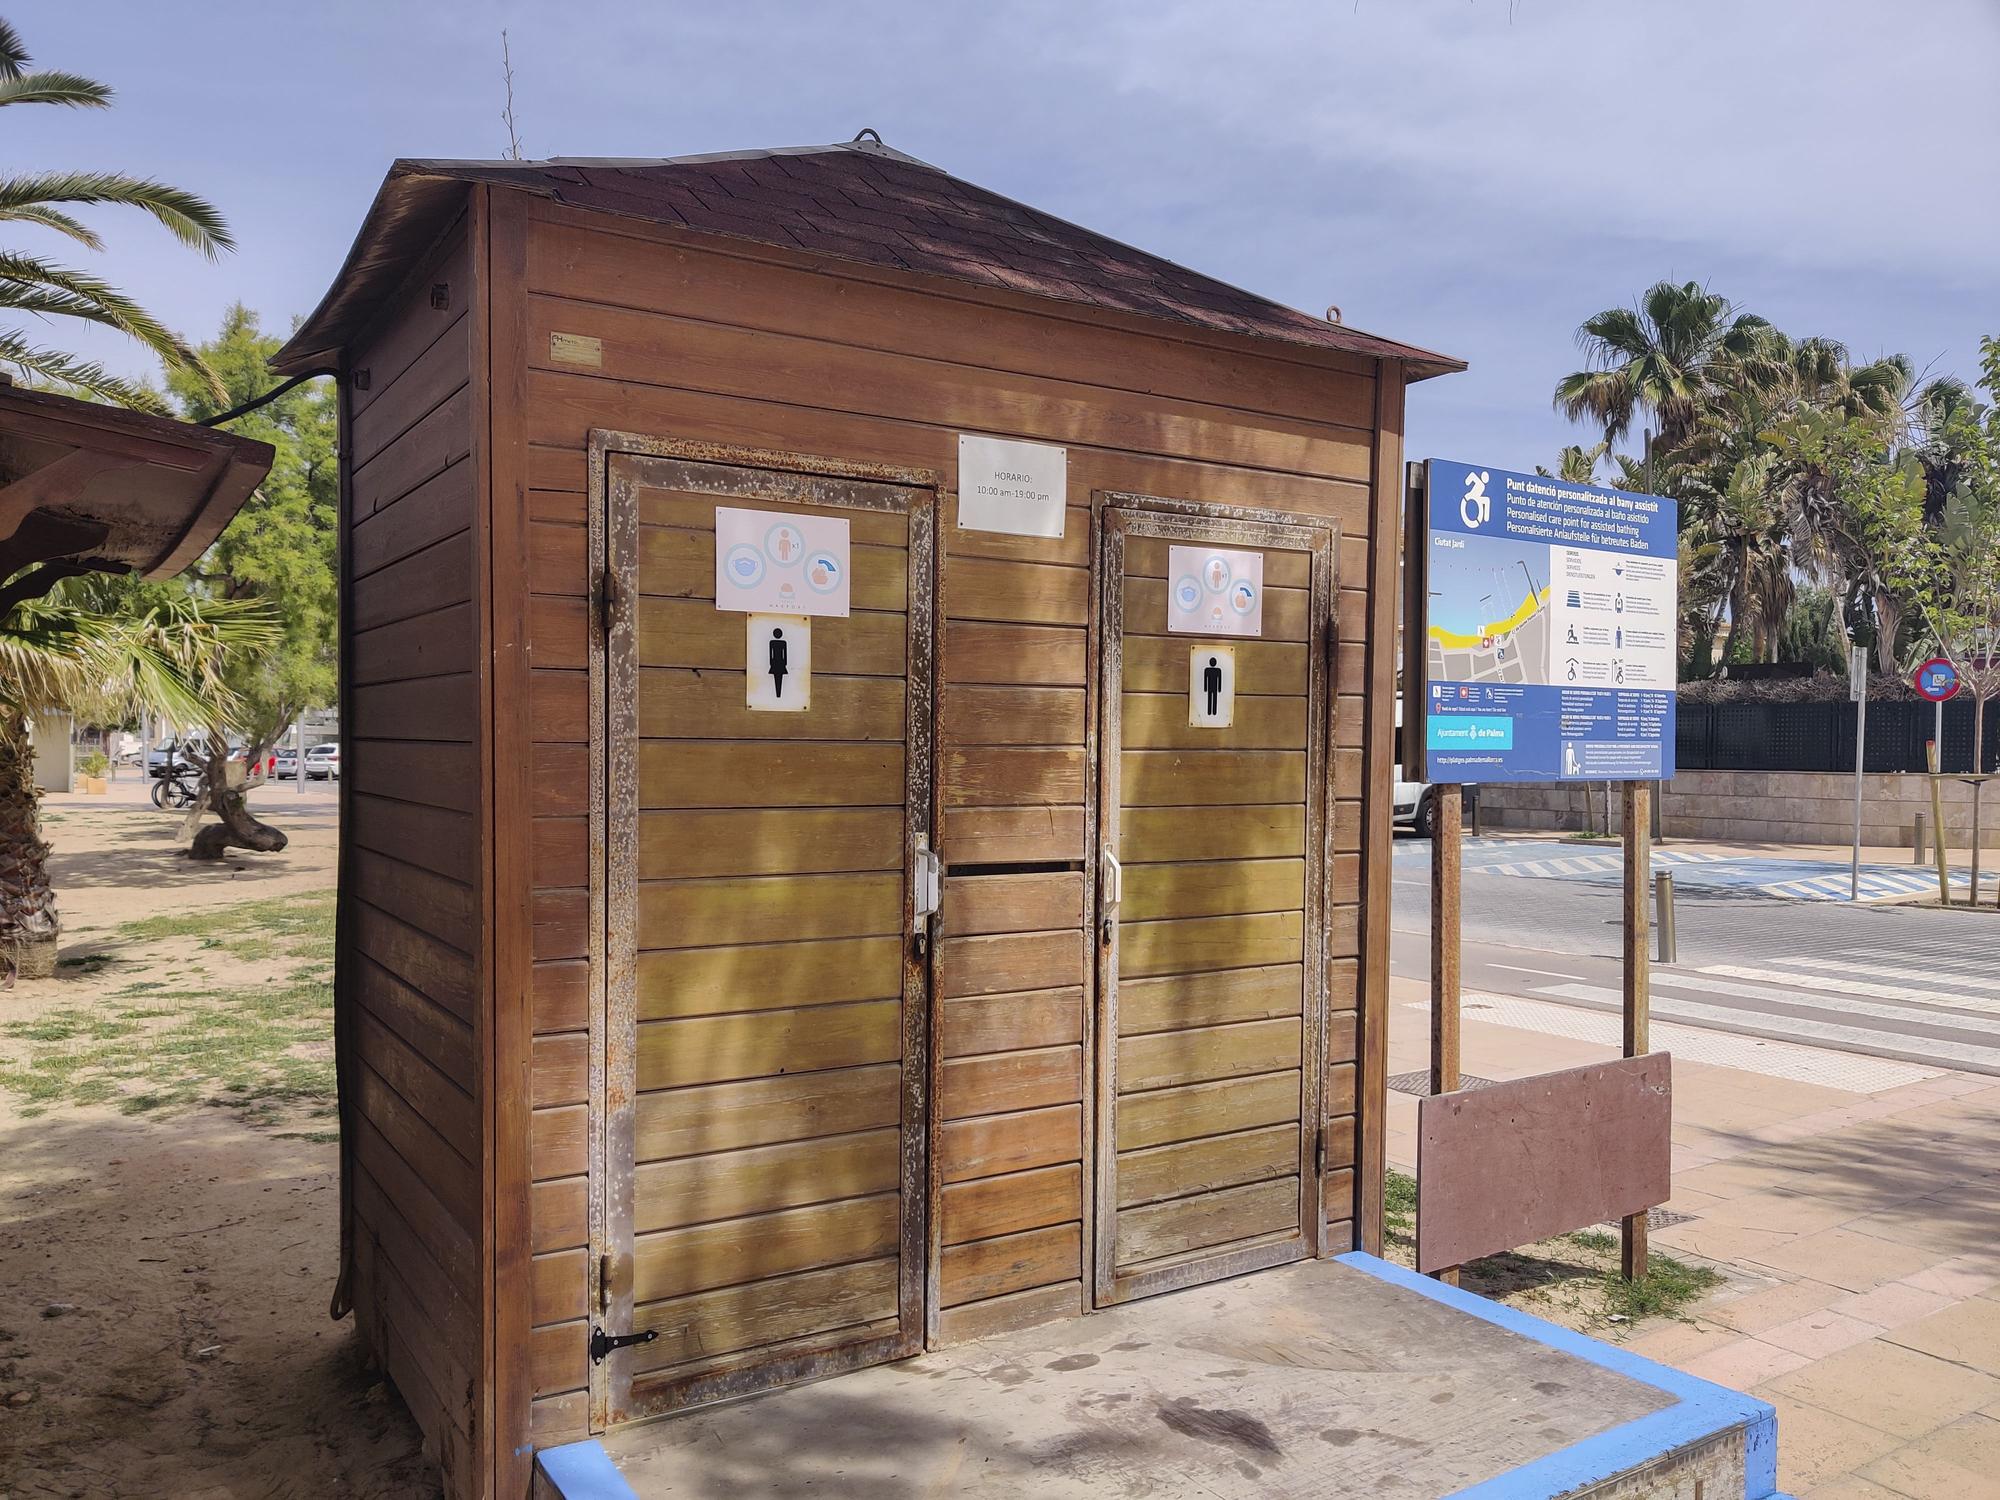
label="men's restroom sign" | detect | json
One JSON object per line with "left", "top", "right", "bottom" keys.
{"left": 715, "top": 506, "right": 851, "bottom": 618}
{"left": 1167, "top": 545, "right": 1263, "bottom": 638}
{"left": 1187, "top": 644, "right": 1235, "bottom": 728}
{"left": 746, "top": 614, "right": 810, "bottom": 712}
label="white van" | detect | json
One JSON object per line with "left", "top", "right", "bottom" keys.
{"left": 1392, "top": 697, "right": 1437, "bottom": 835}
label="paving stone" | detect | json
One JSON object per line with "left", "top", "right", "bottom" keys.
{"left": 1679, "top": 1336, "right": 1811, "bottom": 1389}
{"left": 1925, "top": 1413, "right": 2000, "bottom": 1475}
{"left": 1856, "top": 1441, "right": 1994, "bottom": 1497}
{"left": 1902, "top": 1253, "right": 2000, "bottom": 1300}
{"left": 1882, "top": 1297, "right": 2000, "bottom": 1375}
{"left": 1759, "top": 1310, "right": 1885, "bottom": 1360}
{"left": 1746, "top": 1228, "right": 1946, "bottom": 1293}
{"left": 1827, "top": 1281, "right": 1956, "bottom": 1330}
{"left": 1701, "top": 1277, "right": 1847, "bottom": 1335}
{"left": 1754, "top": 1394, "right": 1904, "bottom": 1494}
{"left": 1764, "top": 1341, "right": 2000, "bottom": 1441}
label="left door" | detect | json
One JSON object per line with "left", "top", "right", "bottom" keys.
{"left": 597, "top": 450, "right": 934, "bottom": 1425}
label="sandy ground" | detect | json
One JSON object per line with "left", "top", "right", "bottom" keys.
{"left": 0, "top": 781, "right": 431, "bottom": 1499}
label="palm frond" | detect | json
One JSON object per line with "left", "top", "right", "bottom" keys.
{"left": 0, "top": 330, "right": 167, "bottom": 412}
{"left": 0, "top": 253, "right": 221, "bottom": 399}
{"left": 0, "top": 171, "right": 231, "bottom": 256}
{"left": 0, "top": 20, "right": 29, "bottom": 80}
{"left": 0, "top": 71, "right": 111, "bottom": 110}
{"left": 0, "top": 202, "right": 101, "bottom": 249}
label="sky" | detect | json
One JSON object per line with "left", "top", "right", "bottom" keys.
{"left": 13, "top": 0, "right": 1999, "bottom": 474}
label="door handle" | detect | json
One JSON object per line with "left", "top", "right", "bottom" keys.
{"left": 912, "top": 836, "right": 941, "bottom": 958}
{"left": 1099, "top": 845, "right": 1122, "bottom": 946}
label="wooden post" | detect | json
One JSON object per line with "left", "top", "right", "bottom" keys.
{"left": 1621, "top": 779, "right": 1651, "bottom": 1282}
{"left": 1429, "top": 782, "right": 1462, "bottom": 1285}
{"left": 1928, "top": 741, "right": 1951, "bottom": 905}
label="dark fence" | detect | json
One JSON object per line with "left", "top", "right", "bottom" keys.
{"left": 1676, "top": 697, "right": 2000, "bottom": 774}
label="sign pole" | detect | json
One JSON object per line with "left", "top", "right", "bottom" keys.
{"left": 1929, "top": 739, "right": 1951, "bottom": 905}
{"left": 1621, "top": 779, "right": 1651, "bottom": 1281}
{"left": 1428, "top": 782, "right": 1462, "bottom": 1286}
{"left": 1850, "top": 646, "right": 1868, "bottom": 903}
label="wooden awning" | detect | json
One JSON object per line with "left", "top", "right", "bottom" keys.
{"left": 0, "top": 382, "right": 275, "bottom": 602}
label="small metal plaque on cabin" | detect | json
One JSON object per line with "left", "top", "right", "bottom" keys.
{"left": 548, "top": 331, "right": 603, "bottom": 367}
{"left": 1188, "top": 644, "right": 1235, "bottom": 728}
{"left": 957, "top": 434, "right": 1066, "bottom": 538}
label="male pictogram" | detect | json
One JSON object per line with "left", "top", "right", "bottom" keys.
{"left": 1203, "top": 655, "right": 1223, "bottom": 716}
{"left": 768, "top": 627, "right": 789, "bottom": 698}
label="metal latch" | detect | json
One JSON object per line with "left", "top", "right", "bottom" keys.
{"left": 912, "top": 835, "right": 941, "bottom": 959}
{"left": 1099, "top": 844, "right": 1123, "bottom": 946}
{"left": 590, "top": 1326, "right": 657, "bottom": 1365}
{"left": 598, "top": 566, "right": 621, "bottom": 634}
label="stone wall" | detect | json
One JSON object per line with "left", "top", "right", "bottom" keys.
{"left": 1474, "top": 769, "right": 2000, "bottom": 849}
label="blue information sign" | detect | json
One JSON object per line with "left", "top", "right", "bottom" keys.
{"left": 1420, "top": 459, "right": 1678, "bottom": 783}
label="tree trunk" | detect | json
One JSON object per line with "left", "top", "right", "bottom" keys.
{"left": 0, "top": 708, "right": 58, "bottom": 982}
{"left": 186, "top": 744, "right": 289, "bottom": 862}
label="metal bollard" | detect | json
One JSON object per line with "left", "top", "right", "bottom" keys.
{"left": 1655, "top": 871, "right": 1677, "bottom": 965}
{"left": 1914, "top": 812, "right": 1927, "bottom": 865}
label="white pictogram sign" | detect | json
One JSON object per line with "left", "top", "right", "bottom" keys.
{"left": 715, "top": 507, "right": 850, "bottom": 618}
{"left": 1188, "top": 644, "right": 1236, "bottom": 728}
{"left": 1167, "top": 545, "right": 1264, "bottom": 638}
{"left": 746, "top": 614, "right": 810, "bottom": 711}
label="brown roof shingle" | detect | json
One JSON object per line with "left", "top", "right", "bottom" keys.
{"left": 274, "top": 138, "right": 1462, "bottom": 379}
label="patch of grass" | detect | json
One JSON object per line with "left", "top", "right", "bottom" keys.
{"left": 0, "top": 892, "right": 337, "bottom": 1128}
{"left": 1380, "top": 1168, "right": 1721, "bottom": 1334}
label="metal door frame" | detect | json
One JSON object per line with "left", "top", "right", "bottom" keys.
{"left": 1092, "top": 495, "right": 1338, "bottom": 1307}
{"left": 588, "top": 433, "right": 939, "bottom": 1429}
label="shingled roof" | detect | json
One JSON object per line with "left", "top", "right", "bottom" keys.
{"left": 274, "top": 138, "right": 1462, "bottom": 380}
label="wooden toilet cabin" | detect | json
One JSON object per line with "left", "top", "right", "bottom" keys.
{"left": 274, "top": 138, "right": 1461, "bottom": 1499}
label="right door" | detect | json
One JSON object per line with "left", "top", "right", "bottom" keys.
{"left": 1094, "top": 503, "right": 1336, "bottom": 1306}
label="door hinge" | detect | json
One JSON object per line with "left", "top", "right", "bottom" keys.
{"left": 589, "top": 1326, "right": 657, "bottom": 1365}
{"left": 598, "top": 566, "right": 621, "bottom": 634}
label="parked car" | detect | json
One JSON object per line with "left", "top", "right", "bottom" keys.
{"left": 304, "top": 742, "right": 340, "bottom": 780}
{"left": 273, "top": 747, "right": 301, "bottom": 779}
{"left": 1392, "top": 765, "right": 1436, "bottom": 837}
{"left": 147, "top": 737, "right": 216, "bottom": 777}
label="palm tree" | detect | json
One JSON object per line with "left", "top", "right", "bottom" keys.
{"left": 1554, "top": 281, "right": 1773, "bottom": 450}
{"left": 0, "top": 586, "right": 273, "bottom": 981}
{"left": 0, "top": 18, "right": 231, "bottom": 408}
{"left": 1537, "top": 441, "right": 1610, "bottom": 484}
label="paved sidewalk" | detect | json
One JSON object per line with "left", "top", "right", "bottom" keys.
{"left": 1387, "top": 975, "right": 2000, "bottom": 1498}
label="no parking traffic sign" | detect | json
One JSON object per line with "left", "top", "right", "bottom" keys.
{"left": 1914, "top": 657, "right": 1961, "bottom": 702}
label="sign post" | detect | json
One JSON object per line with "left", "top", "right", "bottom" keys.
{"left": 1850, "top": 646, "right": 1869, "bottom": 903}
{"left": 1411, "top": 458, "right": 1677, "bottom": 1284}
{"left": 1914, "top": 658, "right": 1965, "bottom": 903}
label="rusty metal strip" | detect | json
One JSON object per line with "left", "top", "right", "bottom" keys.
{"left": 592, "top": 440, "right": 637, "bottom": 1427}
{"left": 1102, "top": 1231, "right": 1307, "bottom": 1307}
{"left": 1088, "top": 508, "right": 1127, "bottom": 1309}
{"left": 901, "top": 483, "right": 937, "bottom": 1357}
{"left": 1077, "top": 495, "right": 1105, "bottom": 1317}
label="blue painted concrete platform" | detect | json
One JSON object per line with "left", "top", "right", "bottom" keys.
{"left": 537, "top": 1252, "right": 1785, "bottom": 1499}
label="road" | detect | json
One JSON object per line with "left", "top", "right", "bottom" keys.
{"left": 1390, "top": 835, "right": 2000, "bottom": 1078}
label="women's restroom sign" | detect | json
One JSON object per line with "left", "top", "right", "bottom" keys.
{"left": 1167, "top": 545, "right": 1263, "bottom": 637}
{"left": 715, "top": 506, "right": 851, "bottom": 617}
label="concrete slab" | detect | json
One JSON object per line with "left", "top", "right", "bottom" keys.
{"left": 544, "top": 1255, "right": 1780, "bottom": 1499}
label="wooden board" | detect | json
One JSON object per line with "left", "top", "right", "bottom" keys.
{"left": 1416, "top": 1055, "right": 1672, "bottom": 1274}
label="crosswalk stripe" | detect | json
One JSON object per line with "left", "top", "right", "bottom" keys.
{"left": 1775, "top": 955, "right": 2000, "bottom": 998}
{"left": 1546, "top": 974, "right": 2000, "bottom": 1034}
{"left": 1430, "top": 994, "right": 1941, "bottom": 1092}
{"left": 1530, "top": 982, "right": 2000, "bottom": 1073}
{"left": 1696, "top": 963, "right": 2000, "bottom": 1017}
